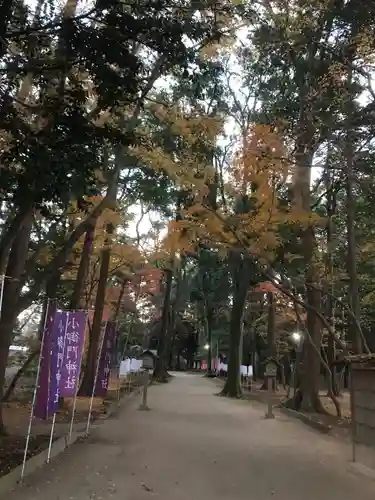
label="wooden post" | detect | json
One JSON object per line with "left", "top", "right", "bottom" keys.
{"left": 349, "top": 365, "right": 356, "bottom": 462}
{"left": 139, "top": 370, "right": 150, "bottom": 411}
{"left": 265, "top": 376, "right": 275, "bottom": 419}
{"left": 265, "top": 361, "right": 277, "bottom": 419}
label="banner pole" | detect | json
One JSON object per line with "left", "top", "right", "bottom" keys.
{"left": 86, "top": 320, "right": 107, "bottom": 436}
{"left": 128, "top": 359, "right": 133, "bottom": 393}
{"left": 117, "top": 331, "right": 131, "bottom": 402}
{"left": 47, "top": 311, "right": 70, "bottom": 463}
{"left": 116, "top": 361, "right": 121, "bottom": 403}
{"left": 68, "top": 312, "right": 89, "bottom": 444}
{"left": 0, "top": 275, "right": 5, "bottom": 320}
{"left": 20, "top": 299, "right": 50, "bottom": 482}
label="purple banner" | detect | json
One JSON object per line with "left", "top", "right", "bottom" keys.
{"left": 60, "top": 311, "right": 87, "bottom": 397}
{"left": 48, "top": 311, "right": 69, "bottom": 415}
{"left": 94, "top": 321, "right": 116, "bottom": 397}
{"left": 34, "top": 304, "right": 57, "bottom": 420}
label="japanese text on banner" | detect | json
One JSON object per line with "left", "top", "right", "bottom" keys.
{"left": 94, "top": 321, "right": 116, "bottom": 397}
{"left": 48, "top": 311, "right": 69, "bottom": 415}
{"left": 60, "top": 311, "right": 87, "bottom": 397}
{"left": 34, "top": 305, "right": 57, "bottom": 420}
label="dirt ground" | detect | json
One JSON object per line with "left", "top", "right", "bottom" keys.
{"left": 250, "top": 383, "right": 351, "bottom": 438}
{"left": 224, "top": 378, "right": 352, "bottom": 439}
{"left": 0, "top": 372, "right": 141, "bottom": 478}
{"left": 5, "top": 373, "right": 375, "bottom": 500}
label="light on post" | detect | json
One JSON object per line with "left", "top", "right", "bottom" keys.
{"left": 292, "top": 332, "right": 301, "bottom": 343}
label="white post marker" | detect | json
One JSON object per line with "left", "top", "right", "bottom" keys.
{"left": 138, "top": 353, "right": 154, "bottom": 411}
{"left": 265, "top": 376, "right": 275, "bottom": 419}
{"left": 20, "top": 299, "right": 51, "bottom": 482}
{"left": 265, "top": 361, "right": 277, "bottom": 420}
{"left": 128, "top": 358, "right": 133, "bottom": 393}
{"left": 85, "top": 321, "right": 107, "bottom": 436}
{"left": 138, "top": 369, "right": 150, "bottom": 411}
{"left": 248, "top": 365, "right": 253, "bottom": 391}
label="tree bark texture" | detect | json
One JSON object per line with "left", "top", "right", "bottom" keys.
{"left": 79, "top": 222, "right": 113, "bottom": 396}
{"left": 69, "top": 223, "right": 96, "bottom": 310}
{"left": 345, "top": 66, "right": 362, "bottom": 353}
{"left": 221, "top": 257, "right": 250, "bottom": 398}
{"left": 325, "top": 171, "right": 339, "bottom": 395}
{"left": 261, "top": 291, "right": 277, "bottom": 391}
{"left": 0, "top": 211, "right": 33, "bottom": 433}
{"left": 153, "top": 267, "right": 173, "bottom": 382}
{"left": 292, "top": 145, "right": 325, "bottom": 413}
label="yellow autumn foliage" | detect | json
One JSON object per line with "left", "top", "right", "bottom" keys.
{"left": 354, "top": 29, "right": 375, "bottom": 64}
{"left": 131, "top": 102, "right": 223, "bottom": 199}
{"left": 126, "top": 95, "right": 320, "bottom": 265}
{"left": 61, "top": 196, "right": 146, "bottom": 306}
{"left": 199, "top": 35, "right": 237, "bottom": 60}
{"left": 156, "top": 123, "right": 319, "bottom": 260}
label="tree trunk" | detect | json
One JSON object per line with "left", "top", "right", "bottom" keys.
{"left": 0, "top": 211, "right": 33, "bottom": 434}
{"left": 298, "top": 276, "right": 325, "bottom": 412}
{"left": 291, "top": 147, "right": 325, "bottom": 413}
{"left": 165, "top": 308, "right": 175, "bottom": 371}
{"left": 326, "top": 329, "right": 339, "bottom": 395}
{"left": 345, "top": 67, "right": 362, "bottom": 353}
{"left": 221, "top": 257, "right": 249, "bottom": 398}
{"left": 153, "top": 267, "right": 173, "bottom": 382}
{"left": 0, "top": 207, "right": 34, "bottom": 274}
{"left": 17, "top": 180, "right": 118, "bottom": 314}
{"left": 69, "top": 223, "right": 96, "bottom": 309}
{"left": 113, "top": 279, "right": 128, "bottom": 321}
{"left": 325, "top": 170, "right": 339, "bottom": 396}
{"left": 205, "top": 309, "right": 213, "bottom": 376}
{"left": 0, "top": 0, "right": 14, "bottom": 58}
{"left": 168, "top": 329, "right": 176, "bottom": 370}
{"left": 267, "top": 292, "right": 276, "bottom": 359}
{"left": 79, "top": 222, "right": 113, "bottom": 395}
{"left": 1, "top": 350, "right": 39, "bottom": 403}
{"left": 261, "top": 291, "right": 277, "bottom": 390}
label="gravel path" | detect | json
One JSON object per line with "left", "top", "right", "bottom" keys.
{"left": 7, "top": 372, "right": 375, "bottom": 500}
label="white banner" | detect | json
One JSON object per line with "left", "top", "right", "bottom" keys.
{"left": 241, "top": 365, "right": 253, "bottom": 377}
{"left": 119, "top": 358, "right": 142, "bottom": 376}
{"left": 218, "top": 363, "right": 228, "bottom": 373}
{"left": 217, "top": 363, "right": 252, "bottom": 376}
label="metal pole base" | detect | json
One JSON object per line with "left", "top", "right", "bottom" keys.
{"left": 138, "top": 404, "right": 150, "bottom": 411}
{"left": 265, "top": 412, "right": 275, "bottom": 419}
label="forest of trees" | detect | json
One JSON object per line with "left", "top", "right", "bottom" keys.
{"left": 1, "top": 0, "right": 375, "bottom": 433}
